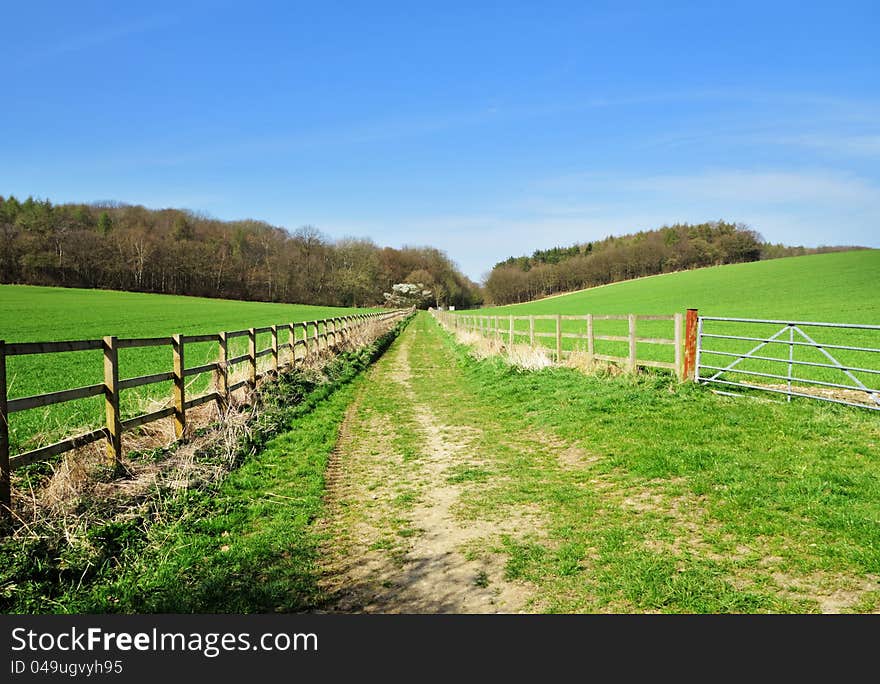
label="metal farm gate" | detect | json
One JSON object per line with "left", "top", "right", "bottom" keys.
{"left": 696, "top": 316, "right": 880, "bottom": 410}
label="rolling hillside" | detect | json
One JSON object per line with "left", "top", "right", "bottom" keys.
{"left": 477, "top": 250, "right": 879, "bottom": 322}
{"left": 463, "top": 250, "right": 880, "bottom": 389}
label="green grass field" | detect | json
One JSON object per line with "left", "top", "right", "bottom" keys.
{"left": 467, "top": 250, "right": 880, "bottom": 401}
{"left": 0, "top": 285, "right": 375, "bottom": 456}
{"left": 4, "top": 309, "right": 879, "bottom": 613}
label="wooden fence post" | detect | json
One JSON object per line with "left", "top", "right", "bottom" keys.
{"left": 247, "top": 328, "right": 257, "bottom": 389}
{"left": 288, "top": 323, "right": 296, "bottom": 366}
{"left": 509, "top": 315, "right": 514, "bottom": 347}
{"left": 586, "top": 313, "right": 594, "bottom": 362}
{"left": 674, "top": 313, "right": 683, "bottom": 381}
{"left": 172, "top": 334, "right": 185, "bottom": 438}
{"left": 271, "top": 325, "right": 279, "bottom": 373}
{"left": 628, "top": 315, "right": 637, "bottom": 372}
{"left": 102, "top": 336, "right": 122, "bottom": 466}
{"left": 555, "top": 314, "right": 562, "bottom": 363}
{"left": 217, "top": 332, "right": 229, "bottom": 409}
{"left": 529, "top": 316, "right": 535, "bottom": 347}
{"left": 683, "top": 308, "right": 699, "bottom": 381}
{"left": 0, "top": 341, "right": 10, "bottom": 523}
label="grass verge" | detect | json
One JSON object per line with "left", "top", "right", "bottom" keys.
{"left": 0, "top": 316, "right": 411, "bottom": 613}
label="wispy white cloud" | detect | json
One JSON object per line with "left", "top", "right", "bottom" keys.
{"left": 318, "top": 167, "right": 880, "bottom": 280}
{"left": 626, "top": 169, "right": 880, "bottom": 205}
{"left": 772, "top": 134, "right": 880, "bottom": 158}
{"left": 13, "top": 14, "right": 177, "bottom": 67}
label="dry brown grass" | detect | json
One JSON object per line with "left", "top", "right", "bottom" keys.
{"left": 443, "top": 320, "right": 633, "bottom": 375}
{"left": 563, "top": 350, "right": 625, "bottom": 377}
{"left": 447, "top": 329, "right": 552, "bottom": 370}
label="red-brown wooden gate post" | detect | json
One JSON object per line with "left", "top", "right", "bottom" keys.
{"left": 683, "top": 308, "right": 699, "bottom": 381}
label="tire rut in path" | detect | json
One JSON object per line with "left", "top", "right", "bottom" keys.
{"left": 320, "top": 323, "right": 533, "bottom": 613}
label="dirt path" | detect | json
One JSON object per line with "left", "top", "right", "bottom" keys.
{"left": 317, "top": 313, "right": 880, "bottom": 614}
{"left": 320, "top": 318, "right": 536, "bottom": 613}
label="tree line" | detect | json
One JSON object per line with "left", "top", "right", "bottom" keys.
{"left": 0, "top": 196, "right": 483, "bottom": 309}
{"left": 485, "top": 221, "right": 862, "bottom": 305}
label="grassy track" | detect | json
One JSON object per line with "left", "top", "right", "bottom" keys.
{"left": 0, "top": 285, "right": 373, "bottom": 454}
{"left": 80, "top": 378, "right": 362, "bottom": 612}
{"left": 463, "top": 251, "right": 880, "bottom": 399}
{"left": 320, "top": 313, "right": 880, "bottom": 613}
{"left": 11, "top": 311, "right": 878, "bottom": 613}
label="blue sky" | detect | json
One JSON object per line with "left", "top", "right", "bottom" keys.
{"left": 1, "top": 1, "right": 877, "bottom": 280}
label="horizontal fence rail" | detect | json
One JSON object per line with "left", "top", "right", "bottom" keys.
{"left": 432, "top": 309, "right": 700, "bottom": 379}
{"left": 0, "top": 308, "right": 411, "bottom": 517}
{"left": 696, "top": 316, "right": 880, "bottom": 411}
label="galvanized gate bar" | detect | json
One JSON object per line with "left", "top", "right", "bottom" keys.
{"left": 792, "top": 325, "right": 880, "bottom": 405}
{"left": 705, "top": 378, "right": 880, "bottom": 411}
{"left": 698, "top": 334, "right": 880, "bottom": 355}
{"left": 705, "top": 325, "right": 791, "bottom": 382}
{"left": 700, "top": 350, "right": 880, "bottom": 375}
{"left": 699, "top": 316, "right": 880, "bottom": 330}
{"left": 699, "top": 364, "right": 880, "bottom": 394}
{"left": 696, "top": 315, "right": 880, "bottom": 411}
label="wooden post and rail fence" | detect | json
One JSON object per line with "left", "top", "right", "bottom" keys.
{"left": 433, "top": 308, "right": 700, "bottom": 380}
{"left": 0, "top": 308, "right": 410, "bottom": 521}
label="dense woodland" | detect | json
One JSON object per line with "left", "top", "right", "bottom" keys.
{"left": 485, "top": 221, "right": 861, "bottom": 304}
{"left": 2, "top": 198, "right": 862, "bottom": 310}
{"left": 0, "top": 196, "right": 482, "bottom": 309}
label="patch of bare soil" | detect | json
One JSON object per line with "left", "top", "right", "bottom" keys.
{"left": 770, "top": 570, "right": 880, "bottom": 613}
{"left": 321, "top": 330, "right": 534, "bottom": 613}
{"left": 742, "top": 382, "right": 878, "bottom": 408}
{"left": 606, "top": 477, "right": 879, "bottom": 612}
